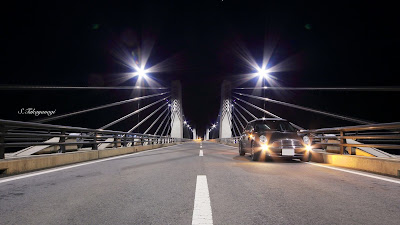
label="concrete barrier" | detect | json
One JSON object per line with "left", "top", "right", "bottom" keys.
{"left": 210, "top": 139, "right": 239, "bottom": 147}
{"left": 310, "top": 150, "right": 400, "bottom": 178}
{"left": 0, "top": 143, "right": 179, "bottom": 176}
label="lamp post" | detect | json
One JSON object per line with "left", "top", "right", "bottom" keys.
{"left": 135, "top": 68, "right": 148, "bottom": 133}
{"left": 256, "top": 68, "right": 270, "bottom": 118}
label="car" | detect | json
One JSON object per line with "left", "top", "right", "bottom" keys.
{"left": 238, "top": 118, "right": 312, "bottom": 161}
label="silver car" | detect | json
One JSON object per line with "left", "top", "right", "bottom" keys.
{"left": 239, "top": 118, "right": 312, "bottom": 161}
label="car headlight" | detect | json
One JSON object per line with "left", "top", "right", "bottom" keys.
{"left": 303, "top": 136, "right": 311, "bottom": 145}
{"left": 259, "top": 135, "right": 267, "bottom": 143}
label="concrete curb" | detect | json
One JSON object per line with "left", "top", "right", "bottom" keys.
{"left": 310, "top": 151, "right": 400, "bottom": 178}
{"left": 0, "top": 143, "right": 179, "bottom": 176}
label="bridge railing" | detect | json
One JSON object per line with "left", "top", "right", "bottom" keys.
{"left": 0, "top": 119, "right": 189, "bottom": 159}
{"left": 214, "top": 137, "right": 240, "bottom": 146}
{"left": 299, "top": 122, "right": 400, "bottom": 155}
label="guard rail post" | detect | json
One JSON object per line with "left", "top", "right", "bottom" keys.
{"left": 59, "top": 130, "right": 66, "bottom": 153}
{"left": 0, "top": 125, "right": 5, "bottom": 159}
{"left": 339, "top": 131, "right": 344, "bottom": 154}
{"left": 92, "top": 132, "right": 98, "bottom": 150}
{"left": 113, "top": 134, "right": 118, "bottom": 148}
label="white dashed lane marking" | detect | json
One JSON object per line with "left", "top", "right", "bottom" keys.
{"left": 199, "top": 150, "right": 203, "bottom": 156}
{"left": 192, "top": 175, "right": 213, "bottom": 225}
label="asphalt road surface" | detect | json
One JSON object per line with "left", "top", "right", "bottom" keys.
{"left": 0, "top": 142, "right": 399, "bottom": 224}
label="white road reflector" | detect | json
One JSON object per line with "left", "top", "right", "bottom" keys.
{"left": 199, "top": 150, "right": 203, "bottom": 156}
{"left": 192, "top": 175, "right": 213, "bottom": 225}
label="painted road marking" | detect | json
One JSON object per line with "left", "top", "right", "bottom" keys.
{"left": 192, "top": 175, "right": 213, "bottom": 225}
{"left": 199, "top": 150, "right": 203, "bottom": 156}
{"left": 306, "top": 162, "right": 400, "bottom": 185}
{"left": 0, "top": 144, "right": 186, "bottom": 185}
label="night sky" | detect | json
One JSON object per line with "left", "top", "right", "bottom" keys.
{"left": 2, "top": 1, "right": 400, "bottom": 136}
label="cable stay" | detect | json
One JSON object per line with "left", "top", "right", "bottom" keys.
{"left": 34, "top": 92, "right": 169, "bottom": 123}
{"left": 155, "top": 111, "right": 170, "bottom": 135}
{"left": 0, "top": 85, "right": 169, "bottom": 90}
{"left": 234, "top": 96, "right": 304, "bottom": 130}
{"left": 164, "top": 119, "right": 172, "bottom": 136}
{"left": 100, "top": 97, "right": 169, "bottom": 130}
{"left": 233, "top": 96, "right": 282, "bottom": 119}
{"left": 144, "top": 107, "right": 169, "bottom": 134}
{"left": 234, "top": 106, "right": 248, "bottom": 124}
{"left": 234, "top": 92, "right": 373, "bottom": 125}
{"left": 231, "top": 116, "right": 241, "bottom": 137}
{"left": 234, "top": 86, "right": 400, "bottom": 91}
{"left": 161, "top": 117, "right": 171, "bottom": 136}
{"left": 233, "top": 101, "right": 257, "bottom": 120}
{"left": 127, "top": 102, "right": 168, "bottom": 133}
{"left": 233, "top": 110, "right": 245, "bottom": 130}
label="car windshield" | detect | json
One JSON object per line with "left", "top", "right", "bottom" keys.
{"left": 254, "top": 121, "right": 297, "bottom": 132}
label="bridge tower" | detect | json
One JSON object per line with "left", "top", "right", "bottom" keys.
{"left": 205, "top": 128, "right": 210, "bottom": 140}
{"left": 170, "top": 80, "right": 183, "bottom": 138}
{"left": 219, "top": 80, "right": 232, "bottom": 138}
{"left": 193, "top": 128, "right": 197, "bottom": 140}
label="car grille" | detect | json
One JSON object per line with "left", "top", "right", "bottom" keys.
{"left": 272, "top": 139, "right": 302, "bottom": 147}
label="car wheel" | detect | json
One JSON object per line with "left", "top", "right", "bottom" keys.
{"left": 251, "top": 142, "right": 259, "bottom": 161}
{"left": 239, "top": 142, "right": 245, "bottom": 156}
{"left": 301, "top": 151, "right": 312, "bottom": 162}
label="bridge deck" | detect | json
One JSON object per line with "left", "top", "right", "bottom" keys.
{"left": 0, "top": 142, "right": 399, "bottom": 224}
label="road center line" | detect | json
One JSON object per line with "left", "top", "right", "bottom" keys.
{"left": 199, "top": 150, "right": 203, "bottom": 156}
{"left": 306, "top": 162, "right": 400, "bottom": 185}
{"left": 192, "top": 175, "right": 213, "bottom": 225}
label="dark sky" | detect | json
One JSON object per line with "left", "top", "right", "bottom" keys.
{"left": 2, "top": 1, "right": 400, "bottom": 136}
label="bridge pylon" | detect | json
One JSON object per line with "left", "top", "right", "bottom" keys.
{"left": 170, "top": 80, "right": 183, "bottom": 138}
{"left": 219, "top": 80, "right": 232, "bottom": 138}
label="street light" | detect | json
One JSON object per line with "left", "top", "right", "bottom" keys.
{"left": 256, "top": 68, "right": 270, "bottom": 79}
{"left": 134, "top": 67, "right": 149, "bottom": 133}
{"left": 136, "top": 68, "right": 148, "bottom": 79}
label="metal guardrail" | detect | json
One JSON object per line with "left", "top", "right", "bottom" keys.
{"left": 299, "top": 122, "right": 400, "bottom": 155}
{"left": 216, "top": 137, "right": 240, "bottom": 145}
{"left": 0, "top": 119, "right": 190, "bottom": 159}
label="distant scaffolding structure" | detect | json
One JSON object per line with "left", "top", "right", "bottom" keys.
{"left": 219, "top": 80, "right": 232, "bottom": 138}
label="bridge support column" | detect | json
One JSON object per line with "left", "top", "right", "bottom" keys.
{"left": 193, "top": 129, "right": 197, "bottom": 140}
{"left": 219, "top": 80, "right": 232, "bottom": 138}
{"left": 205, "top": 128, "right": 210, "bottom": 140}
{"left": 170, "top": 80, "right": 183, "bottom": 138}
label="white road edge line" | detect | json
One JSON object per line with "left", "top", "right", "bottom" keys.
{"left": 199, "top": 150, "right": 203, "bottom": 157}
{"left": 0, "top": 143, "right": 186, "bottom": 185}
{"left": 192, "top": 175, "right": 213, "bottom": 225}
{"left": 306, "top": 162, "right": 400, "bottom": 185}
